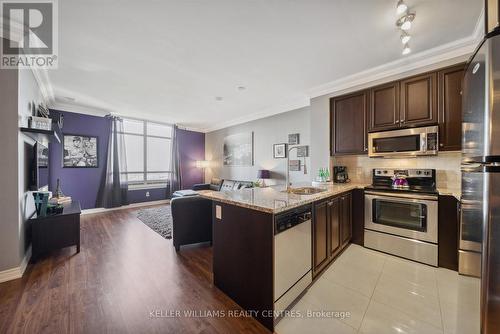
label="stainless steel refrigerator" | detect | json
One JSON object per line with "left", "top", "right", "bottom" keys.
{"left": 461, "top": 2, "right": 499, "bottom": 332}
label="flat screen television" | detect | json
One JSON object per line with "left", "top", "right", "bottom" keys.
{"left": 30, "top": 142, "right": 49, "bottom": 191}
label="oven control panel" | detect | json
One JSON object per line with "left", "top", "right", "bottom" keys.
{"left": 374, "top": 169, "right": 434, "bottom": 178}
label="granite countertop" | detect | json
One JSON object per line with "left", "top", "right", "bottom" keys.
{"left": 198, "top": 183, "right": 368, "bottom": 214}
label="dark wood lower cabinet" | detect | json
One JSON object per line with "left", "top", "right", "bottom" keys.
{"left": 351, "top": 189, "right": 365, "bottom": 246}
{"left": 341, "top": 193, "right": 352, "bottom": 247}
{"left": 313, "top": 199, "right": 330, "bottom": 274}
{"left": 438, "top": 195, "right": 460, "bottom": 271}
{"left": 329, "top": 197, "right": 341, "bottom": 258}
{"left": 313, "top": 191, "right": 353, "bottom": 278}
{"left": 212, "top": 201, "right": 274, "bottom": 331}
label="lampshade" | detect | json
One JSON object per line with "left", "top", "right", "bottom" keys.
{"left": 257, "top": 169, "right": 270, "bottom": 179}
{"left": 195, "top": 160, "right": 210, "bottom": 168}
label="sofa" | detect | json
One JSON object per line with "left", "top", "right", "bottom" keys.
{"left": 171, "top": 196, "right": 212, "bottom": 251}
{"left": 170, "top": 178, "right": 253, "bottom": 251}
{"left": 192, "top": 178, "right": 254, "bottom": 192}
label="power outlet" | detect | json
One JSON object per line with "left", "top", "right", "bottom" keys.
{"left": 146, "top": 191, "right": 150, "bottom": 197}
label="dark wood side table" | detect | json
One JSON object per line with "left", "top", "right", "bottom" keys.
{"left": 31, "top": 200, "right": 81, "bottom": 263}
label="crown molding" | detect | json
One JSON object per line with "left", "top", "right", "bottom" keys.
{"left": 308, "top": 36, "right": 476, "bottom": 99}
{"left": 31, "top": 67, "right": 55, "bottom": 105}
{"left": 50, "top": 101, "right": 110, "bottom": 117}
{"left": 201, "top": 95, "right": 310, "bottom": 133}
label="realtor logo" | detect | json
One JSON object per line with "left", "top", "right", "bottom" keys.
{"left": 1, "top": 0, "right": 58, "bottom": 68}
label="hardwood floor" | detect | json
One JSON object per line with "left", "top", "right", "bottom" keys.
{"left": 0, "top": 206, "right": 270, "bottom": 334}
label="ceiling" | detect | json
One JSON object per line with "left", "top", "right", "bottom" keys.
{"left": 49, "top": 0, "right": 483, "bottom": 132}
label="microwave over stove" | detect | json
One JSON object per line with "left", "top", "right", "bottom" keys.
{"left": 368, "top": 125, "right": 438, "bottom": 158}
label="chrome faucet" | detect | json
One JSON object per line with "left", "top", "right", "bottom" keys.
{"left": 286, "top": 146, "right": 299, "bottom": 190}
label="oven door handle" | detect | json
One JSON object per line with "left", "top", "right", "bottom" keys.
{"left": 365, "top": 190, "right": 438, "bottom": 201}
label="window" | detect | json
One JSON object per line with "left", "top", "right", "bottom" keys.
{"left": 120, "top": 118, "right": 173, "bottom": 187}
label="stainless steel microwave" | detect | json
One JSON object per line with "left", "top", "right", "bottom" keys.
{"left": 368, "top": 126, "right": 439, "bottom": 158}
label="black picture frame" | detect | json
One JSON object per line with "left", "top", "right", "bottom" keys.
{"left": 288, "top": 133, "right": 300, "bottom": 145}
{"left": 62, "top": 134, "right": 99, "bottom": 168}
{"left": 273, "top": 143, "right": 287, "bottom": 158}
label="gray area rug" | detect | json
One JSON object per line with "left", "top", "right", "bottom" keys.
{"left": 136, "top": 206, "right": 172, "bottom": 239}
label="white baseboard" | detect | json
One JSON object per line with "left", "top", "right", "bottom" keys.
{"left": 82, "top": 199, "right": 170, "bottom": 215}
{"left": 0, "top": 245, "right": 32, "bottom": 284}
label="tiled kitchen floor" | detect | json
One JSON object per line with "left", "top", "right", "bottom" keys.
{"left": 276, "top": 244, "right": 480, "bottom": 334}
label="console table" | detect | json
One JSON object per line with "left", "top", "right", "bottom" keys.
{"left": 31, "top": 200, "right": 81, "bottom": 262}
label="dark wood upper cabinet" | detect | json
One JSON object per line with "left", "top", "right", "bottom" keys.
{"left": 329, "top": 197, "right": 341, "bottom": 258}
{"left": 313, "top": 199, "right": 329, "bottom": 275}
{"left": 438, "top": 65, "right": 464, "bottom": 151}
{"left": 369, "top": 82, "right": 400, "bottom": 132}
{"left": 400, "top": 72, "right": 438, "bottom": 127}
{"left": 330, "top": 91, "right": 368, "bottom": 155}
{"left": 340, "top": 193, "right": 352, "bottom": 247}
{"left": 330, "top": 64, "right": 463, "bottom": 155}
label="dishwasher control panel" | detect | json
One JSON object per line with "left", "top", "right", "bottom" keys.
{"left": 274, "top": 205, "right": 312, "bottom": 235}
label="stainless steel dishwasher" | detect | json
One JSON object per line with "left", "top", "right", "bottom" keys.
{"left": 274, "top": 205, "right": 312, "bottom": 314}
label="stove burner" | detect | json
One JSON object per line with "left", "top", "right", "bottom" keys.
{"left": 367, "top": 168, "right": 437, "bottom": 195}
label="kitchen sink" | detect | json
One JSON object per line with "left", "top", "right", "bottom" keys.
{"left": 282, "top": 187, "right": 326, "bottom": 195}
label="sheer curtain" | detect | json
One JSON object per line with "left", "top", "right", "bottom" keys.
{"left": 97, "top": 116, "right": 129, "bottom": 208}
{"left": 168, "top": 125, "right": 182, "bottom": 197}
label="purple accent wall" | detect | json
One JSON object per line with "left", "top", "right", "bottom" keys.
{"left": 48, "top": 110, "right": 110, "bottom": 209}
{"left": 48, "top": 110, "right": 205, "bottom": 209}
{"left": 178, "top": 128, "right": 205, "bottom": 189}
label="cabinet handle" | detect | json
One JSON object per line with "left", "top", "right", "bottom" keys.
{"left": 439, "top": 143, "right": 444, "bottom": 147}
{"left": 395, "top": 120, "right": 400, "bottom": 124}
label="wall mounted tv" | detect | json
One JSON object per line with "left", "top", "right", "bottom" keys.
{"left": 30, "top": 142, "right": 49, "bottom": 191}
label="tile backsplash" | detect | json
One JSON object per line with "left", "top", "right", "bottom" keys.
{"left": 331, "top": 151, "right": 461, "bottom": 189}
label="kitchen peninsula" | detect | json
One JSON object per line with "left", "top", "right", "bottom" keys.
{"left": 199, "top": 184, "right": 366, "bottom": 331}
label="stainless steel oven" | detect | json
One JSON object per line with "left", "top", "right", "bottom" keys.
{"left": 365, "top": 191, "right": 438, "bottom": 243}
{"left": 368, "top": 126, "right": 439, "bottom": 158}
{"left": 364, "top": 190, "right": 438, "bottom": 266}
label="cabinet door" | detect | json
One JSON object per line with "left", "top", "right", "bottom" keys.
{"left": 438, "top": 195, "right": 459, "bottom": 271}
{"left": 313, "top": 200, "right": 330, "bottom": 275}
{"left": 369, "top": 82, "right": 400, "bottom": 132}
{"left": 438, "top": 65, "right": 464, "bottom": 151}
{"left": 330, "top": 91, "right": 368, "bottom": 155}
{"left": 329, "top": 197, "right": 341, "bottom": 258}
{"left": 400, "top": 72, "right": 438, "bottom": 127}
{"left": 341, "top": 193, "right": 352, "bottom": 247}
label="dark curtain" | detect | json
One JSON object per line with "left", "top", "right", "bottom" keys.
{"left": 97, "top": 116, "right": 128, "bottom": 208}
{"left": 168, "top": 125, "right": 182, "bottom": 197}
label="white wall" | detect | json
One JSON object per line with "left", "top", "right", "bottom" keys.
{"left": 18, "top": 69, "right": 42, "bottom": 263}
{"left": 0, "top": 43, "right": 42, "bottom": 274}
{"left": 205, "top": 107, "right": 311, "bottom": 186}
{"left": 0, "top": 66, "right": 21, "bottom": 271}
